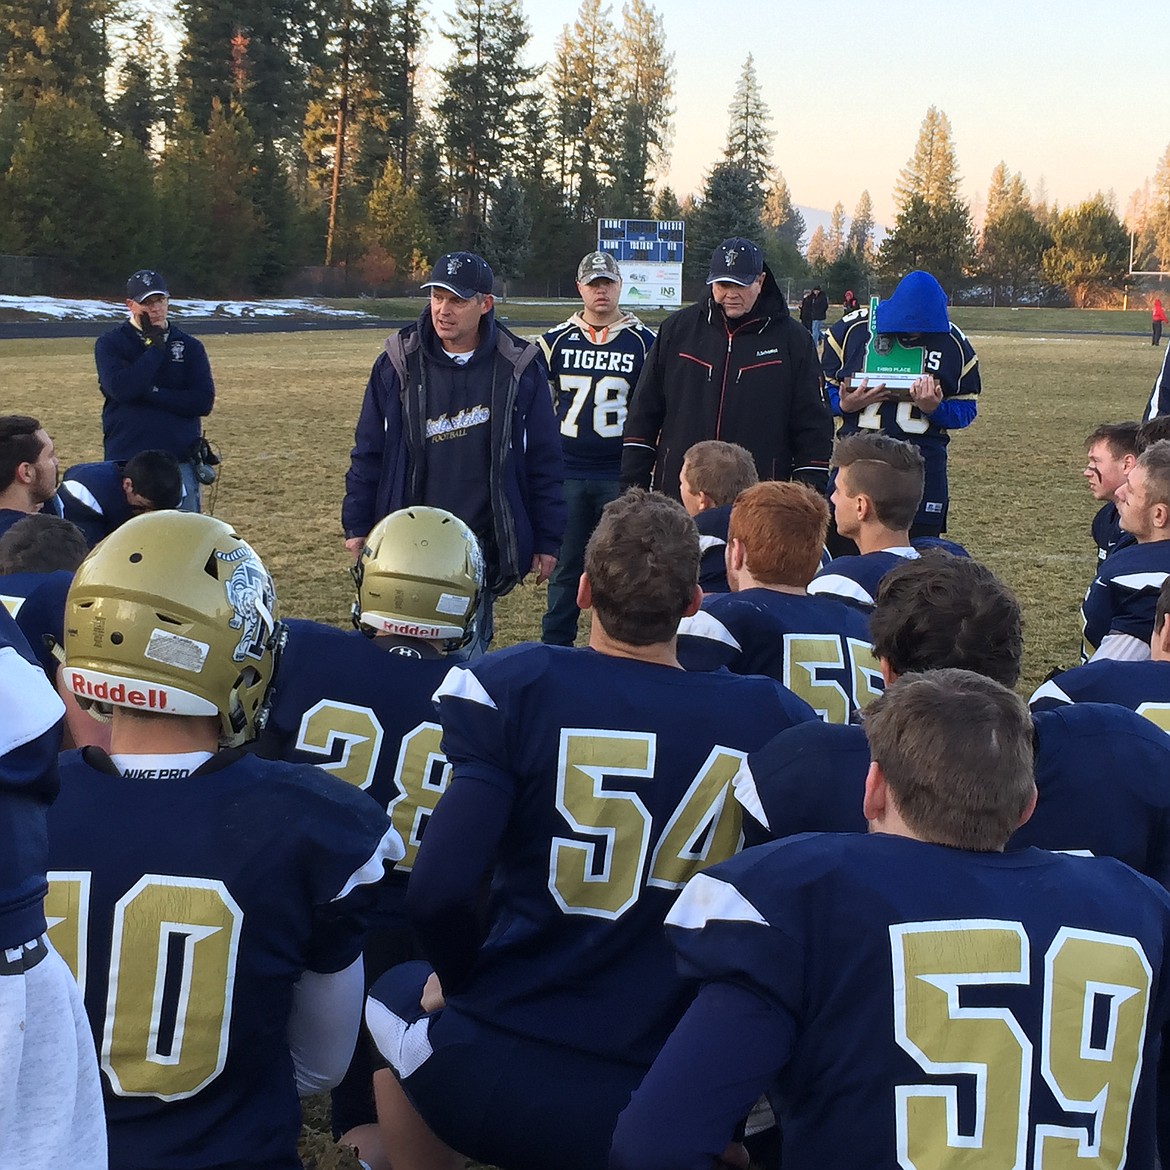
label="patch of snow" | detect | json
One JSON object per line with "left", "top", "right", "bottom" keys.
{"left": 0, "top": 295, "right": 375, "bottom": 321}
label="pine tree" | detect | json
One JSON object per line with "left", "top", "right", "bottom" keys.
{"left": 827, "top": 202, "right": 846, "bottom": 262}
{"left": 877, "top": 194, "right": 974, "bottom": 295}
{"left": 805, "top": 225, "right": 831, "bottom": 271}
{"left": 685, "top": 163, "right": 763, "bottom": 284}
{"left": 722, "top": 54, "right": 772, "bottom": 200}
{"left": 3, "top": 93, "right": 120, "bottom": 285}
{"left": 176, "top": 0, "right": 328, "bottom": 147}
{"left": 548, "top": 0, "right": 615, "bottom": 221}
{"left": 653, "top": 186, "right": 682, "bottom": 220}
{"left": 362, "top": 155, "right": 432, "bottom": 287}
{"left": 0, "top": 0, "right": 115, "bottom": 112}
{"left": 414, "top": 133, "right": 457, "bottom": 253}
{"left": 609, "top": 0, "right": 673, "bottom": 219}
{"left": 894, "top": 106, "right": 962, "bottom": 212}
{"left": 436, "top": 0, "right": 538, "bottom": 246}
{"left": 112, "top": 16, "right": 170, "bottom": 152}
{"left": 1041, "top": 194, "right": 1129, "bottom": 307}
{"left": 846, "top": 190, "right": 875, "bottom": 261}
{"left": 1149, "top": 142, "right": 1170, "bottom": 271}
{"left": 484, "top": 172, "right": 532, "bottom": 297}
{"left": 978, "top": 164, "right": 1047, "bottom": 304}
{"left": 761, "top": 173, "right": 805, "bottom": 249}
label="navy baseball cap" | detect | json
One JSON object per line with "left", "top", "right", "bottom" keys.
{"left": 126, "top": 269, "right": 168, "bottom": 301}
{"left": 421, "top": 253, "right": 495, "bottom": 299}
{"left": 874, "top": 270, "right": 950, "bottom": 334}
{"left": 707, "top": 238, "right": 764, "bottom": 287}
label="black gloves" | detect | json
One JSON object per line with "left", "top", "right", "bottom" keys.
{"left": 137, "top": 312, "right": 166, "bottom": 346}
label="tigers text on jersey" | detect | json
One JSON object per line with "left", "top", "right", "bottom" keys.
{"left": 613, "top": 833, "right": 1170, "bottom": 1170}
{"left": 676, "top": 588, "right": 882, "bottom": 723}
{"left": 1081, "top": 540, "right": 1170, "bottom": 659}
{"left": 737, "top": 703, "right": 1170, "bottom": 887}
{"left": 421, "top": 643, "right": 816, "bottom": 1065}
{"left": 46, "top": 748, "right": 401, "bottom": 1170}
{"left": 253, "top": 619, "right": 455, "bottom": 913}
{"left": 539, "top": 314, "right": 655, "bottom": 479}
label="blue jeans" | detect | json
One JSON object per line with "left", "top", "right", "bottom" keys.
{"left": 541, "top": 478, "right": 621, "bottom": 646}
{"left": 177, "top": 460, "right": 202, "bottom": 513}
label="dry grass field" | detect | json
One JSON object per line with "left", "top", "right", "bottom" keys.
{"left": 1, "top": 317, "right": 1160, "bottom": 695}
{"left": 0, "top": 314, "right": 1163, "bottom": 1168}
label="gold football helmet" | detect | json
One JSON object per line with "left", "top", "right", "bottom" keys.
{"left": 353, "top": 507, "right": 484, "bottom": 650}
{"left": 64, "top": 512, "right": 279, "bottom": 746}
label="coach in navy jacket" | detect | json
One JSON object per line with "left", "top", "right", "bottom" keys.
{"left": 343, "top": 252, "right": 565, "bottom": 603}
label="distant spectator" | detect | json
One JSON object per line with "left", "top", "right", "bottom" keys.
{"left": 58, "top": 451, "right": 182, "bottom": 547}
{"left": 0, "top": 416, "right": 59, "bottom": 540}
{"left": 809, "top": 285, "right": 829, "bottom": 345}
{"left": 842, "top": 289, "right": 860, "bottom": 313}
{"left": 798, "top": 289, "right": 814, "bottom": 332}
{"left": 1154, "top": 297, "right": 1167, "bottom": 346}
{"left": 94, "top": 269, "right": 215, "bottom": 512}
{"left": 678, "top": 440, "right": 759, "bottom": 594}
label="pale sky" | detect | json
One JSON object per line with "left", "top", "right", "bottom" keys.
{"left": 426, "top": 0, "right": 1168, "bottom": 228}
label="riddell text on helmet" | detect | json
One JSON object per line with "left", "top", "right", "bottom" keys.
{"left": 70, "top": 674, "right": 169, "bottom": 709}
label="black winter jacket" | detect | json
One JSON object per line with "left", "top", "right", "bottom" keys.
{"left": 620, "top": 270, "right": 832, "bottom": 497}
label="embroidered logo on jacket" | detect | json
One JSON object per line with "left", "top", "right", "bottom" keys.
{"left": 426, "top": 405, "right": 491, "bottom": 441}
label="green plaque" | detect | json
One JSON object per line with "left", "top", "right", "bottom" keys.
{"left": 859, "top": 296, "right": 923, "bottom": 391}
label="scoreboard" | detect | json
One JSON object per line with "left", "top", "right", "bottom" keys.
{"left": 596, "top": 219, "right": 684, "bottom": 308}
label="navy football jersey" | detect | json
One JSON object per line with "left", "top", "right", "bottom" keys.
{"left": 807, "top": 547, "right": 918, "bottom": 608}
{"left": 1081, "top": 540, "right": 1170, "bottom": 660}
{"left": 612, "top": 834, "right": 1170, "bottom": 1170}
{"left": 418, "top": 644, "right": 816, "bottom": 1065}
{"left": 676, "top": 588, "right": 882, "bottom": 723}
{"left": 1031, "top": 658, "right": 1170, "bottom": 733}
{"left": 823, "top": 309, "right": 980, "bottom": 529}
{"left": 46, "top": 748, "right": 401, "bottom": 1170}
{"left": 0, "top": 605, "right": 63, "bottom": 950}
{"left": 253, "top": 618, "right": 455, "bottom": 891}
{"left": 539, "top": 314, "right": 655, "bottom": 479}
{"left": 1092, "top": 500, "right": 1135, "bottom": 562}
{"left": 58, "top": 460, "right": 134, "bottom": 546}
{"left": 737, "top": 703, "right": 1170, "bottom": 887}
{"left": 694, "top": 504, "right": 732, "bottom": 593}
{"left": 1, "top": 569, "right": 72, "bottom": 680}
